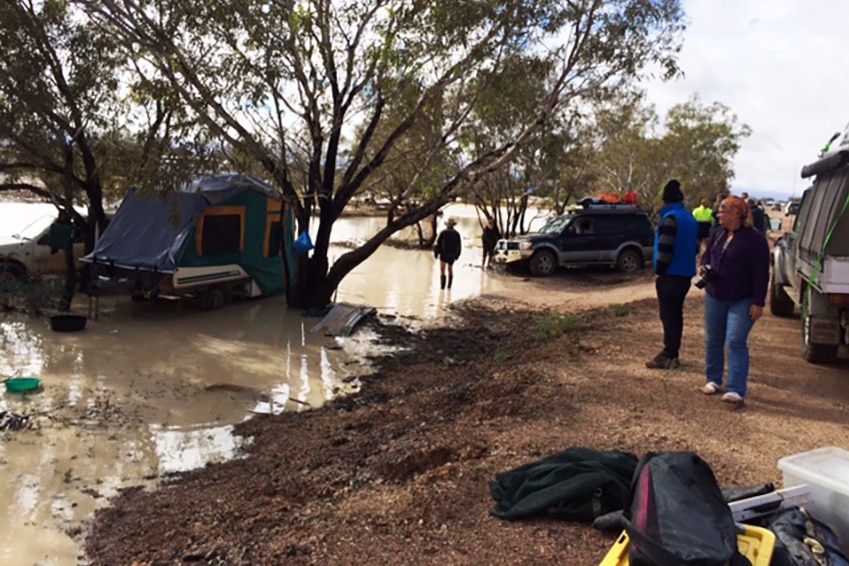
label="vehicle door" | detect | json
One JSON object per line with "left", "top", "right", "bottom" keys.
{"left": 627, "top": 215, "right": 656, "bottom": 257}
{"left": 31, "top": 217, "right": 85, "bottom": 274}
{"left": 559, "top": 216, "right": 599, "bottom": 263}
{"left": 31, "top": 220, "right": 65, "bottom": 274}
{"left": 9, "top": 215, "right": 58, "bottom": 274}
{"left": 592, "top": 216, "right": 625, "bottom": 262}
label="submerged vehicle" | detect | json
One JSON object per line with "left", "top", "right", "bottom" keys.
{"left": 0, "top": 204, "right": 87, "bottom": 285}
{"left": 82, "top": 175, "right": 295, "bottom": 309}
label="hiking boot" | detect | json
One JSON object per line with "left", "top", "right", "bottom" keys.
{"left": 645, "top": 352, "right": 679, "bottom": 369}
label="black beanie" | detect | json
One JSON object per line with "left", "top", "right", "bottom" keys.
{"left": 662, "top": 179, "right": 684, "bottom": 203}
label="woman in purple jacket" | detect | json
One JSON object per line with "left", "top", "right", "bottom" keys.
{"left": 697, "top": 196, "right": 770, "bottom": 405}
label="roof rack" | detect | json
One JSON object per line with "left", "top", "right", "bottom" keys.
{"left": 576, "top": 197, "right": 639, "bottom": 210}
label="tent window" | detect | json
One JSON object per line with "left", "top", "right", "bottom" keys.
{"left": 266, "top": 221, "right": 282, "bottom": 258}
{"left": 201, "top": 214, "right": 242, "bottom": 255}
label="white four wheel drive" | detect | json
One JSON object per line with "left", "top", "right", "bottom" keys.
{"left": 772, "top": 127, "right": 849, "bottom": 363}
{"left": 0, "top": 204, "right": 85, "bottom": 286}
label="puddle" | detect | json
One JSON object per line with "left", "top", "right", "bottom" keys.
{"left": 0, "top": 202, "right": 534, "bottom": 564}
{"left": 0, "top": 297, "right": 361, "bottom": 565}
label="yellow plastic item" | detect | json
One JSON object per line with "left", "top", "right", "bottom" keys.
{"left": 598, "top": 524, "right": 776, "bottom": 566}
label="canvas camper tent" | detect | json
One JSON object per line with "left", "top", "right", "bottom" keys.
{"left": 82, "top": 174, "right": 295, "bottom": 308}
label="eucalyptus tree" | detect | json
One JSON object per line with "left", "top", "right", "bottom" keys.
{"left": 80, "top": 0, "right": 686, "bottom": 307}
{"left": 0, "top": 0, "right": 123, "bottom": 238}
{"left": 462, "top": 55, "right": 585, "bottom": 237}
{"left": 0, "top": 0, "right": 195, "bottom": 244}
{"left": 657, "top": 95, "right": 752, "bottom": 204}
{"left": 590, "top": 93, "right": 750, "bottom": 214}
{"left": 591, "top": 92, "right": 665, "bottom": 210}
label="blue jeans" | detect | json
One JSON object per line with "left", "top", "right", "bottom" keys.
{"left": 704, "top": 294, "right": 756, "bottom": 397}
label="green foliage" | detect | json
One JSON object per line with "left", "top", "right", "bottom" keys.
{"left": 0, "top": 0, "right": 204, "bottom": 228}
{"left": 659, "top": 95, "right": 752, "bottom": 204}
{"left": 76, "top": 0, "right": 688, "bottom": 307}
{"left": 590, "top": 92, "right": 751, "bottom": 214}
{"left": 535, "top": 314, "right": 583, "bottom": 339}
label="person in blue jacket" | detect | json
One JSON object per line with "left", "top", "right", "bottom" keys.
{"left": 647, "top": 179, "right": 699, "bottom": 369}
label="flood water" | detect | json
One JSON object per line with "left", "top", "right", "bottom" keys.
{"left": 0, "top": 202, "right": 527, "bottom": 565}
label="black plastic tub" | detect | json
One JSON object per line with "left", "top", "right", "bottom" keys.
{"left": 50, "top": 315, "right": 87, "bottom": 332}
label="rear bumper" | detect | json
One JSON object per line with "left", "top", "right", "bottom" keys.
{"left": 809, "top": 317, "right": 842, "bottom": 345}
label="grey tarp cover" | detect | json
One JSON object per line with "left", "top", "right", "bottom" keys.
{"left": 81, "top": 175, "right": 277, "bottom": 273}
{"left": 796, "top": 152, "right": 849, "bottom": 257}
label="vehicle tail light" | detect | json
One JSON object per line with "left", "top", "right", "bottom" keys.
{"left": 827, "top": 294, "right": 849, "bottom": 306}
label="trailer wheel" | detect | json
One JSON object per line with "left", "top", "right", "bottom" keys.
{"left": 801, "top": 291, "right": 838, "bottom": 364}
{"left": 203, "top": 287, "right": 227, "bottom": 310}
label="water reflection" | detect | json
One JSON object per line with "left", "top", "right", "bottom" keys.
{"left": 0, "top": 202, "right": 533, "bottom": 565}
{"left": 0, "top": 320, "right": 45, "bottom": 381}
{"left": 151, "top": 423, "right": 242, "bottom": 474}
{"left": 329, "top": 204, "right": 527, "bottom": 317}
{"left": 0, "top": 296, "right": 354, "bottom": 565}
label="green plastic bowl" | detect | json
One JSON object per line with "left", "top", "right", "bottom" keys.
{"left": 4, "top": 378, "right": 42, "bottom": 393}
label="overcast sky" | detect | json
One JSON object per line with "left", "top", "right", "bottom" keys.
{"left": 642, "top": 0, "right": 848, "bottom": 198}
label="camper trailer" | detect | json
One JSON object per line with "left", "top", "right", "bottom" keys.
{"left": 83, "top": 175, "right": 295, "bottom": 309}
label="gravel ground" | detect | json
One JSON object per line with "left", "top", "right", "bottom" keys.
{"left": 82, "top": 271, "right": 849, "bottom": 566}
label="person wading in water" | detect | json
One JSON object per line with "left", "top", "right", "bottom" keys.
{"left": 434, "top": 217, "right": 462, "bottom": 289}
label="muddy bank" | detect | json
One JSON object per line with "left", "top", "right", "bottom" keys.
{"left": 82, "top": 292, "right": 849, "bottom": 565}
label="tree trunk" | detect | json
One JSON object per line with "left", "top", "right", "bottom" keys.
{"left": 60, "top": 246, "right": 75, "bottom": 312}
{"left": 60, "top": 143, "right": 77, "bottom": 311}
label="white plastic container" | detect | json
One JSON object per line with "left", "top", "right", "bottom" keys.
{"left": 778, "top": 446, "right": 849, "bottom": 549}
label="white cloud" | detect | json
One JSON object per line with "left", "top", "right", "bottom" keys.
{"left": 643, "top": 0, "right": 849, "bottom": 197}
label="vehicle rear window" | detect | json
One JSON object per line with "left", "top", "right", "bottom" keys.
{"left": 633, "top": 216, "right": 652, "bottom": 232}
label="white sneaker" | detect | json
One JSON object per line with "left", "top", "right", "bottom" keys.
{"left": 721, "top": 391, "right": 744, "bottom": 404}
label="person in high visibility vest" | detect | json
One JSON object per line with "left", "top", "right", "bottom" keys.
{"left": 692, "top": 199, "right": 714, "bottom": 257}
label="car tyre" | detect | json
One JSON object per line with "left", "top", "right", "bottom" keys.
{"left": 801, "top": 291, "right": 838, "bottom": 364}
{"left": 0, "top": 262, "right": 27, "bottom": 289}
{"left": 769, "top": 277, "right": 794, "bottom": 317}
{"left": 615, "top": 249, "right": 642, "bottom": 273}
{"left": 528, "top": 250, "right": 557, "bottom": 277}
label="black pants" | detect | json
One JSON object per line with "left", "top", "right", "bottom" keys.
{"left": 656, "top": 275, "right": 692, "bottom": 359}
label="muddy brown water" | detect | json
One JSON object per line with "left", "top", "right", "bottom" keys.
{"left": 0, "top": 203, "right": 531, "bottom": 565}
